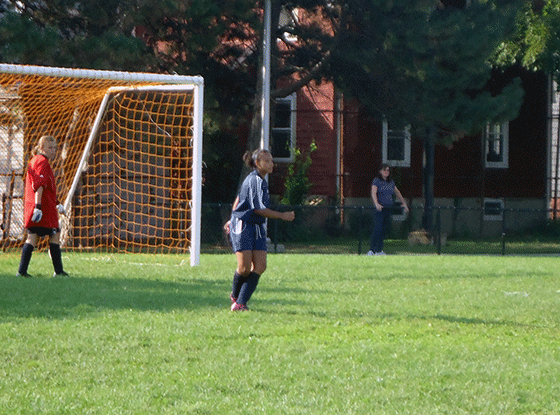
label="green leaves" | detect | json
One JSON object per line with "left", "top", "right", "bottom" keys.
{"left": 331, "top": 0, "right": 525, "bottom": 143}
{"left": 281, "top": 141, "right": 317, "bottom": 206}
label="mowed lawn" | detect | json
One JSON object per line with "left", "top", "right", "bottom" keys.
{"left": 0, "top": 251, "right": 559, "bottom": 414}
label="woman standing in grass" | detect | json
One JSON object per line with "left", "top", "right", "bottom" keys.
{"left": 224, "top": 149, "right": 295, "bottom": 311}
{"left": 17, "top": 135, "right": 69, "bottom": 278}
{"left": 368, "top": 164, "right": 408, "bottom": 256}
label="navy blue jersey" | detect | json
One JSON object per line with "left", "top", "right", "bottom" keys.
{"left": 232, "top": 170, "right": 269, "bottom": 224}
{"left": 372, "top": 177, "right": 395, "bottom": 207}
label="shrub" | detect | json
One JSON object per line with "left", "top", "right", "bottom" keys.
{"left": 281, "top": 141, "right": 317, "bottom": 206}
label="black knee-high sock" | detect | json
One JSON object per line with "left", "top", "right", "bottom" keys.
{"left": 231, "top": 271, "right": 245, "bottom": 299}
{"left": 49, "top": 243, "right": 64, "bottom": 274}
{"left": 18, "top": 243, "right": 34, "bottom": 275}
{"left": 237, "top": 272, "right": 261, "bottom": 305}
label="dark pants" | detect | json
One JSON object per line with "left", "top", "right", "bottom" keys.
{"left": 370, "top": 208, "right": 391, "bottom": 253}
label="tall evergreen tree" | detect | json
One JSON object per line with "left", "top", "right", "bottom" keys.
{"left": 330, "top": 0, "right": 524, "bottom": 143}
{"left": 328, "top": 0, "right": 524, "bottom": 229}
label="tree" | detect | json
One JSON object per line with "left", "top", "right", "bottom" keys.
{"left": 327, "top": 0, "right": 525, "bottom": 230}
{"left": 330, "top": 0, "right": 524, "bottom": 142}
{"left": 0, "top": 0, "right": 529, "bottom": 210}
{"left": 494, "top": 0, "right": 560, "bottom": 72}
{"left": 0, "top": 0, "right": 153, "bottom": 70}
{"left": 0, "top": 0, "right": 262, "bottom": 202}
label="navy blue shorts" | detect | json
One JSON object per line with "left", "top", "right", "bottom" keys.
{"left": 229, "top": 217, "right": 267, "bottom": 252}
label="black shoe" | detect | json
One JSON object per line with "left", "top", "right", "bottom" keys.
{"left": 53, "top": 271, "right": 70, "bottom": 278}
{"left": 16, "top": 272, "right": 32, "bottom": 278}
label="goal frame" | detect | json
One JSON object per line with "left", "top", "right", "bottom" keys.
{"left": 0, "top": 64, "right": 204, "bottom": 266}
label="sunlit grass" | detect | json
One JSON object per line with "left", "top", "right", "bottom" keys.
{"left": 0, "top": 252, "right": 559, "bottom": 414}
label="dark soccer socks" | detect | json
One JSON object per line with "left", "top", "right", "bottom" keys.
{"left": 231, "top": 271, "right": 244, "bottom": 300}
{"left": 49, "top": 243, "right": 65, "bottom": 275}
{"left": 17, "top": 243, "right": 34, "bottom": 276}
{"left": 237, "top": 272, "right": 261, "bottom": 305}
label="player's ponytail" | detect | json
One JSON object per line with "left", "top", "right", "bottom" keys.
{"left": 243, "top": 149, "right": 270, "bottom": 169}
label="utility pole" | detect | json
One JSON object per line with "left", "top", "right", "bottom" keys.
{"left": 260, "top": 0, "right": 271, "bottom": 151}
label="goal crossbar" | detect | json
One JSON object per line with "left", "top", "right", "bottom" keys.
{"left": 0, "top": 63, "right": 203, "bottom": 85}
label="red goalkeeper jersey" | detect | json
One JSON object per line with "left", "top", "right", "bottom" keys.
{"left": 24, "top": 154, "right": 59, "bottom": 229}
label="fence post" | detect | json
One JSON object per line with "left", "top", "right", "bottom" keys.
{"left": 436, "top": 207, "right": 442, "bottom": 255}
{"left": 358, "top": 206, "right": 363, "bottom": 255}
{"left": 501, "top": 208, "right": 506, "bottom": 256}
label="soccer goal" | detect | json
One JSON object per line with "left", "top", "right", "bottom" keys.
{"left": 0, "top": 64, "right": 203, "bottom": 265}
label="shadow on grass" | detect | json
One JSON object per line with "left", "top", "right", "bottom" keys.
{"left": 423, "top": 313, "right": 531, "bottom": 328}
{"left": 0, "top": 273, "right": 228, "bottom": 320}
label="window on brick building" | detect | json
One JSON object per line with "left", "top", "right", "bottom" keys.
{"left": 485, "top": 122, "right": 509, "bottom": 168}
{"left": 382, "top": 120, "right": 411, "bottom": 167}
{"left": 271, "top": 94, "right": 296, "bottom": 162}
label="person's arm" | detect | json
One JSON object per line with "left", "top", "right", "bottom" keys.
{"left": 31, "top": 185, "right": 44, "bottom": 222}
{"left": 371, "top": 185, "right": 383, "bottom": 211}
{"left": 223, "top": 196, "right": 240, "bottom": 234}
{"left": 254, "top": 208, "right": 295, "bottom": 221}
{"left": 231, "top": 196, "right": 240, "bottom": 211}
{"left": 394, "top": 187, "right": 409, "bottom": 213}
{"left": 34, "top": 186, "right": 44, "bottom": 206}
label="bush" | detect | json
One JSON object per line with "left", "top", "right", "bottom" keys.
{"left": 281, "top": 141, "right": 317, "bottom": 206}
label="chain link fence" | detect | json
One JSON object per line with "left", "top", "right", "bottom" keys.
{"left": 202, "top": 203, "right": 560, "bottom": 256}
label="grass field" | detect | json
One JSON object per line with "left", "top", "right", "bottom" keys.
{"left": 1, "top": 251, "right": 559, "bottom": 414}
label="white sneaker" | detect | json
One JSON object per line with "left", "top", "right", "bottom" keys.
{"left": 366, "top": 250, "right": 374, "bottom": 256}
{"left": 378, "top": 251, "right": 386, "bottom": 255}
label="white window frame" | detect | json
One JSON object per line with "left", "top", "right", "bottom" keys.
{"left": 483, "top": 198, "right": 504, "bottom": 221}
{"left": 382, "top": 120, "right": 411, "bottom": 167}
{"left": 485, "top": 122, "right": 509, "bottom": 168}
{"left": 271, "top": 94, "right": 296, "bottom": 162}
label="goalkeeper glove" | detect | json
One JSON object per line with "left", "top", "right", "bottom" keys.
{"left": 31, "top": 204, "right": 43, "bottom": 222}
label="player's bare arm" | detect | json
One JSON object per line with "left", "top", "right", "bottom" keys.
{"left": 254, "top": 208, "right": 295, "bottom": 221}
{"left": 34, "top": 186, "right": 44, "bottom": 205}
{"left": 394, "top": 187, "right": 409, "bottom": 213}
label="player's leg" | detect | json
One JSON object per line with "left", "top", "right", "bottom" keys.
{"left": 236, "top": 250, "right": 266, "bottom": 306}
{"left": 231, "top": 223, "right": 267, "bottom": 310}
{"left": 229, "top": 218, "right": 252, "bottom": 305}
{"left": 370, "top": 209, "right": 384, "bottom": 253}
{"left": 48, "top": 230, "right": 68, "bottom": 277}
{"left": 17, "top": 232, "right": 39, "bottom": 277}
{"left": 231, "top": 250, "right": 252, "bottom": 302}
{"left": 378, "top": 209, "right": 390, "bottom": 254}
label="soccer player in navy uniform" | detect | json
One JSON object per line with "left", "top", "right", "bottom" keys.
{"left": 17, "top": 135, "right": 69, "bottom": 278}
{"left": 224, "top": 149, "right": 295, "bottom": 311}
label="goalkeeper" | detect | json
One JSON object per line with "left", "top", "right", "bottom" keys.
{"left": 17, "top": 135, "right": 69, "bottom": 278}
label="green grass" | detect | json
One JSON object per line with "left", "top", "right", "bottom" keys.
{"left": 1, "top": 251, "right": 559, "bottom": 414}
{"left": 204, "top": 236, "right": 560, "bottom": 255}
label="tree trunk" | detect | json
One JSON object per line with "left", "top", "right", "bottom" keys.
{"left": 422, "top": 127, "right": 435, "bottom": 233}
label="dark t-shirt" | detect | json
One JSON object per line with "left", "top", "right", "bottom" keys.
{"left": 372, "top": 177, "right": 395, "bottom": 207}
{"left": 231, "top": 170, "right": 270, "bottom": 224}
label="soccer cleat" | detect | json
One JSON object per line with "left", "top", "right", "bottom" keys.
{"left": 53, "top": 271, "right": 71, "bottom": 278}
{"left": 231, "top": 302, "right": 248, "bottom": 311}
{"left": 366, "top": 250, "right": 374, "bottom": 256}
{"left": 16, "top": 272, "right": 32, "bottom": 278}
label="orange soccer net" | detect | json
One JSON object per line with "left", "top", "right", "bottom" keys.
{"left": 0, "top": 65, "right": 203, "bottom": 259}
